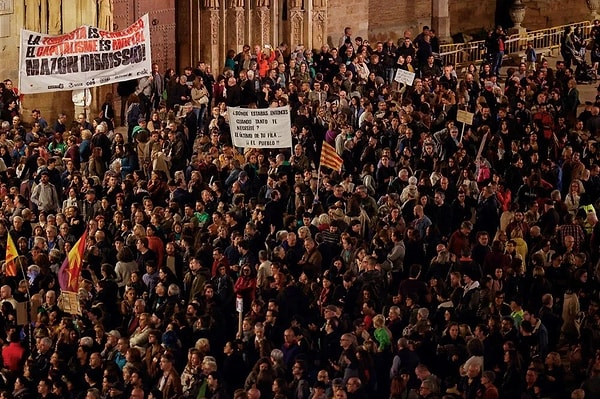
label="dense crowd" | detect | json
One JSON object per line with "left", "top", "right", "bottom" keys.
{"left": 0, "top": 21, "right": 599, "bottom": 399}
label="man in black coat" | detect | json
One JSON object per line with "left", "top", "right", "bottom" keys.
{"left": 474, "top": 186, "right": 499, "bottom": 239}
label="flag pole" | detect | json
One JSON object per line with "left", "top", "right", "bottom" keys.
{"left": 315, "top": 163, "right": 322, "bottom": 202}
{"left": 17, "top": 254, "right": 34, "bottom": 355}
{"left": 17, "top": 256, "right": 31, "bottom": 300}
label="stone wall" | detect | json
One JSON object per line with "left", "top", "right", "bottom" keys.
{"left": 367, "top": 0, "right": 432, "bottom": 43}
{"left": 523, "top": 0, "right": 591, "bottom": 30}
{"left": 449, "top": 0, "right": 496, "bottom": 35}
{"left": 325, "top": 0, "right": 369, "bottom": 49}
{"left": 0, "top": 0, "right": 24, "bottom": 88}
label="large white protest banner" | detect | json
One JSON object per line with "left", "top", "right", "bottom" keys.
{"left": 19, "top": 15, "right": 152, "bottom": 94}
{"left": 227, "top": 106, "right": 293, "bottom": 148}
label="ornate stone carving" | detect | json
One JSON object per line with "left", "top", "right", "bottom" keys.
{"left": 256, "top": 0, "right": 269, "bottom": 7}
{"left": 312, "top": 8, "right": 325, "bottom": 47}
{"left": 289, "top": 9, "right": 303, "bottom": 47}
{"left": 235, "top": 7, "right": 244, "bottom": 45}
{"left": 204, "top": 0, "right": 219, "bottom": 9}
{"left": 209, "top": 9, "right": 220, "bottom": 45}
{"left": 289, "top": 0, "right": 302, "bottom": 9}
{"left": 509, "top": 0, "right": 526, "bottom": 30}
{"left": 257, "top": 6, "right": 270, "bottom": 46}
{"left": 0, "top": 0, "right": 14, "bottom": 14}
{"left": 228, "top": 0, "right": 243, "bottom": 7}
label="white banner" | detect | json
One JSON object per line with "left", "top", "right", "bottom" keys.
{"left": 227, "top": 106, "right": 292, "bottom": 148}
{"left": 394, "top": 69, "right": 416, "bottom": 86}
{"left": 19, "top": 15, "right": 152, "bottom": 94}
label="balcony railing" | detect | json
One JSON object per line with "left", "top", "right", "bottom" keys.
{"left": 437, "top": 21, "right": 593, "bottom": 67}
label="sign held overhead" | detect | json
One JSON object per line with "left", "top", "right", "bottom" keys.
{"left": 227, "top": 106, "right": 293, "bottom": 149}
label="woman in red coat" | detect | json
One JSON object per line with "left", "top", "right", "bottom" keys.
{"left": 234, "top": 264, "right": 257, "bottom": 313}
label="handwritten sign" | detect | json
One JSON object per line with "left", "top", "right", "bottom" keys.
{"left": 394, "top": 69, "right": 416, "bottom": 86}
{"left": 227, "top": 106, "right": 292, "bottom": 148}
{"left": 456, "top": 110, "right": 474, "bottom": 125}
{"left": 59, "top": 291, "right": 82, "bottom": 316}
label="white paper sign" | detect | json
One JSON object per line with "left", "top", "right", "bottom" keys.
{"left": 394, "top": 69, "right": 416, "bottom": 86}
{"left": 236, "top": 296, "right": 244, "bottom": 313}
{"left": 227, "top": 106, "right": 293, "bottom": 148}
{"left": 456, "top": 109, "right": 475, "bottom": 125}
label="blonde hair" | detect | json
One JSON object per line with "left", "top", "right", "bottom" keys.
{"left": 373, "top": 314, "right": 386, "bottom": 328}
{"left": 133, "top": 224, "right": 146, "bottom": 238}
{"left": 297, "top": 226, "right": 311, "bottom": 238}
{"left": 81, "top": 129, "right": 93, "bottom": 140}
{"left": 318, "top": 213, "right": 331, "bottom": 226}
{"left": 196, "top": 338, "right": 211, "bottom": 352}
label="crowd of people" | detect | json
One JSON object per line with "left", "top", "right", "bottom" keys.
{"left": 0, "top": 20, "right": 599, "bottom": 399}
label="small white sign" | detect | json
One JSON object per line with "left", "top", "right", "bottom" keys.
{"left": 456, "top": 109, "right": 474, "bottom": 125}
{"left": 236, "top": 296, "right": 244, "bottom": 313}
{"left": 394, "top": 69, "right": 415, "bottom": 86}
{"left": 227, "top": 106, "right": 293, "bottom": 149}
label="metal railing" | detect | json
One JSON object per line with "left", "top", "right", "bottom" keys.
{"left": 437, "top": 21, "right": 593, "bottom": 67}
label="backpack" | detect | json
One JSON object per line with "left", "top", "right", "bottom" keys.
{"left": 127, "top": 103, "right": 141, "bottom": 127}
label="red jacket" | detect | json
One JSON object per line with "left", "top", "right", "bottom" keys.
{"left": 2, "top": 341, "right": 25, "bottom": 372}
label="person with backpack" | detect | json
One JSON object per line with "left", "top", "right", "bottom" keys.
{"left": 117, "top": 78, "right": 138, "bottom": 126}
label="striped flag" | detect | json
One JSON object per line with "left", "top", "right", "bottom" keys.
{"left": 5, "top": 233, "right": 19, "bottom": 277}
{"left": 319, "top": 141, "right": 344, "bottom": 172}
{"left": 58, "top": 229, "right": 88, "bottom": 292}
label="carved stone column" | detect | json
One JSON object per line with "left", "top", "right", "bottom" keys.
{"left": 208, "top": 6, "right": 221, "bottom": 76}
{"left": 255, "top": 0, "right": 271, "bottom": 47}
{"left": 311, "top": 0, "right": 326, "bottom": 49}
{"left": 226, "top": 0, "right": 244, "bottom": 55}
{"left": 47, "top": 0, "right": 62, "bottom": 34}
{"left": 234, "top": 6, "right": 245, "bottom": 51}
{"left": 24, "top": 0, "right": 41, "bottom": 32}
{"left": 62, "top": 0, "right": 78, "bottom": 32}
{"left": 288, "top": 0, "right": 304, "bottom": 49}
{"left": 432, "top": 0, "right": 451, "bottom": 43}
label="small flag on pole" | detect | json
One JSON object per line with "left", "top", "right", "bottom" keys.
{"left": 5, "top": 233, "right": 19, "bottom": 277}
{"left": 58, "top": 229, "right": 88, "bottom": 292}
{"left": 319, "top": 141, "right": 344, "bottom": 172}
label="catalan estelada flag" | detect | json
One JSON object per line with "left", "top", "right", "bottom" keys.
{"left": 58, "top": 229, "right": 88, "bottom": 292}
{"left": 5, "top": 233, "right": 19, "bottom": 277}
{"left": 320, "top": 141, "right": 344, "bottom": 172}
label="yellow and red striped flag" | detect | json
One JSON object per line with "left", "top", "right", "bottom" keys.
{"left": 319, "top": 141, "right": 344, "bottom": 172}
{"left": 58, "top": 229, "right": 88, "bottom": 292}
{"left": 5, "top": 233, "right": 19, "bottom": 277}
